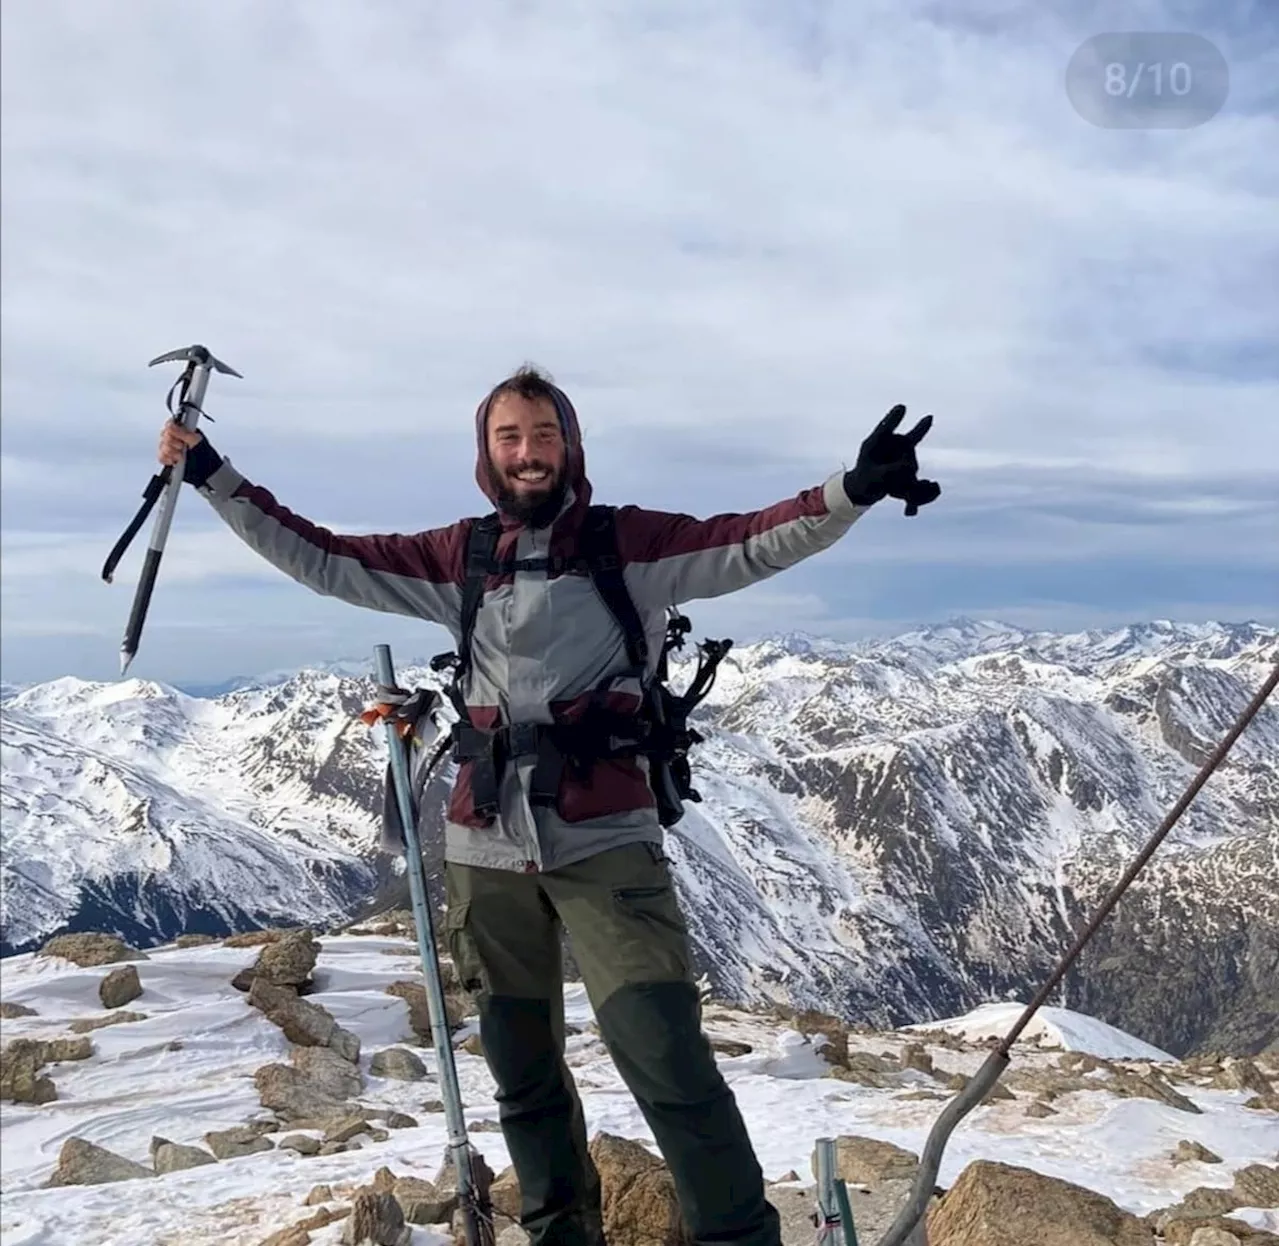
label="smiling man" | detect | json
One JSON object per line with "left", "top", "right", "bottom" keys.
{"left": 158, "top": 364, "right": 939, "bottom": 1246}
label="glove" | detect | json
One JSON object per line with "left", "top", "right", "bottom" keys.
{"left": 181, "top": 434, "right": 225, "bottom": 488}
{"left": 843, "top": 404, "right": 941, "bottom": 516}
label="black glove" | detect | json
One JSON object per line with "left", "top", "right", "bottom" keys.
{"left": 843, "top": 404, "right": 941, "bottom": 516}
{"left": 181, "top": 434, "right": 225, "bottom": 488}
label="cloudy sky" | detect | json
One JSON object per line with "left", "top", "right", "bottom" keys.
{"left": 2, "top": 0, "right": 1275, "bottom": 688}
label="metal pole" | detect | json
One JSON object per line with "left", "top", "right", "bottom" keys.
{"left": 875, "top": 659, "right": 1278, "bottom": 1246}
{"left": 373, "top": 643, "right": 492, "bottom": 1246}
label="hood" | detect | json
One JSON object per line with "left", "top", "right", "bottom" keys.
{"left": 473, "top": 380, "right": 592, "bottom": 524}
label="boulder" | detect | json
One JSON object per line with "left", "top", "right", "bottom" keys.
{"left": 393, "top": 1174, "right": 457, "bottom": 1225}
{"left": 37, "top": 933, "right": 146, "bottom": 967}
{"left": 342, "top": 1190, "right": 409, "bottom": 1246}
{"left": 252, "top": 929, "right": 320, "bottom": 988}
{"left": 174, "top": 933, "right": 217, "bottom": 948}
{"left": 291, "top": 1045, "right": 364, "bottom": 1100}
{"left": 926, "top": 1159, "right": 1152, "bottom": 1246}
{"left": 370, "top": 1047, "right": 428, "bottom": 1081}
{"left": 253, "top": 1062, "right": 361, "bottom": 1123}
{"left": 249, "top": 978, "right": 360, "bottom": 1060}
{"left": 0, "top": 1001, "right": 37, "bottom": 1018}
{"left": 1172, "top": 1140, "right": 1224, "bottom": 1166}
{"left": 99, "top": 965, "right": 143, "bottom": 1010}
{"left": 68, "top": 1010, "right": 148, "bottom": 1034}
{"left": 44, "top": 1137, "right": 154, "bottom": 1186}
{"left": 1, "top": 1036, "right": 92, "bottom": 1105}
{"left": 150, "top": 1136, "right": 218, "bottom": 1173}
{"left": 813, "top": 1135, "right": 919, "bottom": 1186}
{"left": 204, "top": 1125, "right": 275, "bottom": 1160}
{"left": 385, "top": 980, "right": 468, "bottom": 1045}
{"left": 1231, "top": 1163, "right": 1278, "bottom": 1208}
{"left": 899, "top": 1042, "right": 934, "bottom": 1075}
{"left": 789, "top": 1010, "right": 849, "bottom": 1068}
{"left": 590, "top": 1132, "right": 692, "bottom": 1246}
{"left": 278, "top": 1133, "right": 322, "bottom": 1156}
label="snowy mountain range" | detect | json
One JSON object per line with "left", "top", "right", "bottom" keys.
{"left": 2, "top": 618, "right": 1276, "bottom": 1058}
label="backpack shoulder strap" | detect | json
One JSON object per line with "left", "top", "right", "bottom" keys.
{"left": 442, "top": 513, "right": 501, "bottom": 720}
{"left": 580, "top": 505, "right": 648, "bottom": 674}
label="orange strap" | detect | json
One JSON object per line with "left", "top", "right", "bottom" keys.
{"left": 358, "top": 703, "right": 415, "bottom": 738}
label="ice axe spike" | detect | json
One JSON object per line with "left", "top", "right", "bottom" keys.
{"left": 105, "top": 345, "right": 241, "bottom": 675}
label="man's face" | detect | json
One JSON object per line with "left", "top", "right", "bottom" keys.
{"left": 486, "top": 393, "right": 568, "bottom": 524}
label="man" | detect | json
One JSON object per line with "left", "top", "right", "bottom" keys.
{"left": 159, "top": 366, "right": 939, "bottom": 1246}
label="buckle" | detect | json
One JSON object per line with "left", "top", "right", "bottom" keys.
{"left": 504, "top": 722, "right": 543, "bottom": 757}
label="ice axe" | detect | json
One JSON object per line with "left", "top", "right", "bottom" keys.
{"left": 102, "top": 345, "right": 242, "bottom": 675}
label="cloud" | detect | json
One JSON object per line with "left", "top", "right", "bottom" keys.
{"left": 1, "top": 0, "right": 1274, "bottom": 683}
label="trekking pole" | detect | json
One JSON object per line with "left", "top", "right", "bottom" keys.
{"left": 814, "top": 1138, "right": 860, "bottom": 1246}
{"left": 372, "top": 643, "right": 495, "bottom": 1246}
{"left": 103, "top": 345, "right": 242, "bottom": 675}
{"left": 875, "top": 658, "right": 1279, "bottom": 1246}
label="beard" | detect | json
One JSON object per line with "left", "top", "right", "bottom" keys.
{"left": 489, "top": 462, "right": 568, "bottom": 529}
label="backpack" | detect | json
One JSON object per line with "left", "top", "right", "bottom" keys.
{"left": 430, "top": 505, "right": 732, "bottom": 827}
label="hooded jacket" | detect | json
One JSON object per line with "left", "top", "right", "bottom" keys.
{"left": 192, "top": 383, "right": 869, "bottom": 873}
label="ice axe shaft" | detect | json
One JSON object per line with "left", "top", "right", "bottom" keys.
{"left": 875, "top": 657, "right": 1278, "bottom": 1246}
{"left": 105, "top": 345, "right": 241, "bottom": 675}
{"left": 373, "top": 643, "right": 494, "bottom": 1246}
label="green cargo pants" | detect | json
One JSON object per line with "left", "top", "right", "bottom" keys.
{"left": 444, "top": 841, "right": 782, "bottom": 1246}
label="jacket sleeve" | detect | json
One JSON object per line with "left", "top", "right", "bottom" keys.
{"left": 195, "top": 457, "right": 466, "bottom": 627}
{"left": 616, "top": 471, "right": 869, "bottom": 609}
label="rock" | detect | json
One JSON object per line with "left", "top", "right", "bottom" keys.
{"left": 900, "top": 1042, "right": 934, "bottom": 1075}
{"left": 1, "top": 1038, "right": 58, "bottom": 1104}
{"left": 385, "top": 1112, "right": 418, "bottom": 1130}
{"left": 231, "top": 966, "right": 270, "bottom": 994}
{"left": 1184, "top": 1228, "right": 1239, "bottom": 1246}
{"left": 1110, "top": 1067, "right": 1202, "bottom": 1114}
{"left": 224, "top": 928, "right": 293, "bottom": 948}
{"left": 249, "top": 978, "right": 360, "bottom": 1060}
{"left": 490, "top": 1166, "right": 523, "bottom": 1218}
{"left": 204, "top": 1125, "right": 275, "bottom": 1159}
{"left": 1160, "top": 1216, "right": 1270, "bottom": 1244}
{"left": 461, "top": 1034, "right": 485, "bottom": 1057}
{"left": 254, "top": 1063, "right": 361, "bottom": 1122}
{"left": 385, "top": 980, "right": 468, "bottom": 1044}
{"left": 304, "top": 1184, "right": 333, "bottom": 1205}
{"left": 318, "top": 1141, "right": 349, "bottom": 1156}
{"left": 468, "top": 1119, "right": 503, "bottom": 1133}
{"left": 1173, "top": 1141, "right": 1225, "bottom": 1166}
{"left": 926, "top": 1158, "right": 1151, "bottom": 1246}
{"left": 1231, "top": 1163, "right": 1278, "bottom": 1208}
{"left": 175, "top": 933, "right": 217, "bottom": 948}
{"left": 258, "top": 1227, "right": 309, "bottom": 1246}
{"left": 342, "top": 1190, "right": 409, "bottom": 1246}
{"left": 1025, "top": 1101, "right": 1058, "bottom": 1118}
{"left": 370, "top": 1047, "right": 428, "bottom": 1081}
{"left": 42, "top": 1037, "right": 93, "bottom": 1062}
{"left": 0, "top": 1001, "right": 37, "bottom": 1018}
{"left": 772, "top": 1170, "right": 801, "bottom": 1184}
{"left": 98, "top": 965, "right": 143, "bottom": 1010}
{"left": 68, "top": 1010, "right": 148, "bottom": 1034}
{"left": 324, "top": 1116, "right": 373, "bottom": 1144}
{"left": 590, "top": 1132, "right": 692, "bottom": 1246}
{"left": 393, "top": 1174, "right": 457, "bottom": 1225}
{"left": 151, "top": 1137, "right": 218, "bottom": 1173}
{"left": 278, "top": 1134, "right": 322, "bottom": 1156}
{"left": 291, "top": 1046, "right": 364, "bottom": 1100}
{"left": 1210, "top": 1059, "right": 1274, "bottom": 1097}
{"left": 813, "top": 1135, "right": 919, "bottom": 1186}
{"left": 709, "top": 1037, "right": 753, "bottom": 1057}
{"left": 44, "top": 1137, "right": 155, "bottom": 1186}
{"left": 790, "top": 1011, "right": 849, "bottom": 1068}
{"left": 1244, "top": 1093, "right": 1279, "bottom": 1111}
{"left": 496, "top": 1226, "right": 530, "bottom": 1246}
{"left": 829, "top": 1050, "right": 899, "bottom": 1089}
{"left": 37, "top": 933, "right": 146, "bottom": 967}
{"left": 254, "top": 930, "right": 320, "bottom": 987}
{"left": 943, "top": 1071, "right": 1015, "bottom": 1102}
{"left": 372, "top": 1166, "right": 399, "bottom": 1193}
{"left": 421, "top": 1099, "right": 445, "bottom": 1114}
{"left": 1060, "top": 1051, "right": 1104, "bottom": 1074}
{"left": 1164, "top": 1187, "right": 1242, "bottom": 1221}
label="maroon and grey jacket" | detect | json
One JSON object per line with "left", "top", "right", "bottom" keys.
{"left": 194, "top": 386, "right": 870, "bottom": 873}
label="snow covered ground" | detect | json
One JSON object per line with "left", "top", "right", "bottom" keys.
{"left": 1, "top": 934, "right": 1276, "bottom": 1246}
